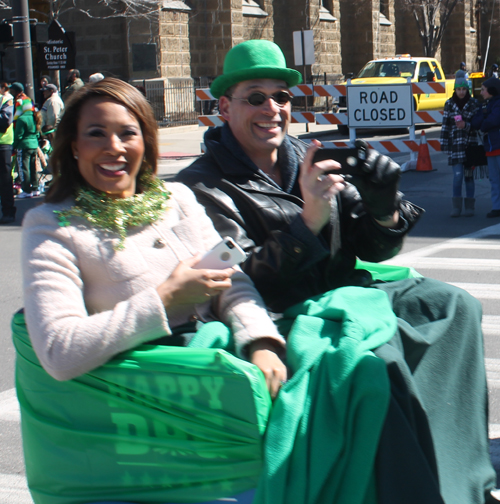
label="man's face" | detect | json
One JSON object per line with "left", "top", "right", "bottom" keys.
{"left": 68, "top": 71, "right": 76, "bottom": 83}
{"left": 219, "top": 79, "right": 291, "bottom": 160}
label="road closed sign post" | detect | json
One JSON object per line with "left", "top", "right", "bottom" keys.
{"left": 347, "top": 83, "right": 413, "bottom": 128}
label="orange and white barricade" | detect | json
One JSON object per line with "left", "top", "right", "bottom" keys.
{"left": 198, "top": 115, "right": 225, "bottom": 127}
{"left": 195, "top": 86, "right": 447, "bottom": 130}
{"left": 320, "top": 139, "right": 441, "bottom": 155}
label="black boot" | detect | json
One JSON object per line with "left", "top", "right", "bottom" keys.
{"left": 463, "top": 198, "right": 475, "bottom": 217}
{"left": 451, "top": 197, "right": 462, "bottom": 217}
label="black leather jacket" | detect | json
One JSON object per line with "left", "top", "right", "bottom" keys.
{"left": 176, "top": 125, "right": 423, "bottom": 312}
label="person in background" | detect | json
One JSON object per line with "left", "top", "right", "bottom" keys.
{"left": 440, "top": 75, "right": 481, "bottom": 216}
{"left": 0, "top": 81, "right": 15, "bottom": 224}
{"left": 62, "top": 69, "right": 84, "bottom": 103}
{"left": 472, "top": 77, "right": 500, "bottom": 218}
{"left": 177, "top": 39, "right": 499, "bottom": 504}
{"left": 40, "top": 83, "right": 64, "bottom": 128}
{"left": 22, "top": 78, "right": 287, "bottom": 397}
{"left": 489, "top": 64, "right": 499, "bottom": 79}
{"left": 88, "top": 73, "right": 105, "bottom": 84}
{"left": 35, "top": 75, "right": 51, "bottom": 108}
{"left": 10, "top": 82, "right": 41, "bottom": 199}
{"left": 39, "top": 125, "right": 54, "bottom": 166}
{"left": 456, "top": 61, "right": 469, "bottom": 78}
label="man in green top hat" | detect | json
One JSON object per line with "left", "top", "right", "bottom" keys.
{"left": 177, "top": 39, "right": 499, "bottom": 504}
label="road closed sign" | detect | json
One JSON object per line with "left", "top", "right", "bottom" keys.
{"left": 347, "top": 84, "right": 413, "bottom": 128}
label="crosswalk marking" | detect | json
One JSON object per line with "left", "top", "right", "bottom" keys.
{"left": 386, "top": 257, "right": 500, "bottom": 270}
{"left": 0, "top": 388, "right": 19, "bottom": 423}
{"left": 448, "top": 284, "right": 500, "bottom": 300}
{"left": 384, "top": 223, "right": 500, "bottom": 264}
{"left": 486, "top": 358, "right": 500, "bottom": 388}
{"left": 483, "top": 315, "right": 500, "bottom": 336}
{"left": 0, "top": 473, "right": 32, "bottom": 504}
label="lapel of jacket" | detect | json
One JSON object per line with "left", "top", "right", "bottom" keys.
{"left": 207, "top": 125, "right": 305, "bottom": 203}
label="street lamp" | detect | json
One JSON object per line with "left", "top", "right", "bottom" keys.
{"left": 12, "top": 0, "right": 35, "bottom": 101}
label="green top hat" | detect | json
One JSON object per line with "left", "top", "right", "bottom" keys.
{"left": 210, "top": 40, "right": 302, "bottom": 99}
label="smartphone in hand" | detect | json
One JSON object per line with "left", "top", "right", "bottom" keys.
{"left": 312, "top": 142, "right": 368, "bottom": 175}
{"left": 194, "top": 237, "right": 247, "bottom": 269}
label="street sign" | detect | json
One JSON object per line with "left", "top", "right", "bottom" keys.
{"left": 293, "top": 30, "right": 314, "bottom": 66}
{"left": 347, "top": 84, "right": 413, "bottom": 128}
{"left": 39, "top": 19, "right": 75, "bottom": 71}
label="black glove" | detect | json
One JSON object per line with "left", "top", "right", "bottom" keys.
{"left": 348, "top": 140, "right": 402, "bottom": 220}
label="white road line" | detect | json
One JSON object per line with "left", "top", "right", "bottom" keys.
{"left": 384, "top": 223, "right": 500, "bottom": 264}
{"left": 448, "top": 283, "right": 500, "bottom": 299}
{"left": 483, "top": 315, "right": 500, "bottom": 336}
{"left": 490, "top": 424, "right": 500, "bottom": 439}
{"left": 385, "top": 257, "right": 500, "bottom": 270}
{"left": 0, "top": 388, "right": 20, "bottom": 423}
{"left": 432, "top": 243, "right": 500, "bottom": 251}
{"left": 0, "top": 473, "right": 32, "bottom": 503}
{"left": 487, "top": 358, "right": 500, "bottom": 389}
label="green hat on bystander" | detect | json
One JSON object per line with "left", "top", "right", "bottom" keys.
{"left": 210, "top": 40, "right": 302, "bottom": 99}
{"left": 454, "top": 77, "right": 469, "bottom": 89}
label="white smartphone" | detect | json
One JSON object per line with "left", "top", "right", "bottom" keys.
{"left": 194, "top": 236, "right": 247, "bottom": 270}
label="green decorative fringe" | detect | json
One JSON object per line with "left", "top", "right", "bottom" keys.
{"left": 54, "top": 172, "right": 171, "bottom": 250}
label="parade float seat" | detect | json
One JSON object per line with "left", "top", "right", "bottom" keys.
{"left": 13, "top": 261, "right": 421, "bottom": 504}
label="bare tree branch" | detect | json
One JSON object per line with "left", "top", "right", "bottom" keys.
{"left": 19, "top": 0, "right": 161, "bottom": 22}
{"left": 401, "top": 0, "right": 466, "bottom": 56}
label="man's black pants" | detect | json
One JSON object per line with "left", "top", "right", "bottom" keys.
{"left": 0, "top": 145, "right": 15, "bottom": 218}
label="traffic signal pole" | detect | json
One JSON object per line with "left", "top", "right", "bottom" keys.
{"left": 12, "top": 0, "right": 34, "bottom": 101}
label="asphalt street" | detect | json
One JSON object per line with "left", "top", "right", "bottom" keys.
{"left": 1, "top": 122, "right": 500, "bottom": 502}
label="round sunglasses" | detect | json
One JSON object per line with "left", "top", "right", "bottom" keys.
{"left": 228, "top": 90, "right": 292, "bottom": 107}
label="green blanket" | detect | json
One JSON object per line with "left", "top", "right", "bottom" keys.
{"left": 254, "top": 286, "right": 396, "bottom": 504}
{"left": 14, "top": 262, "right": 415, "bottom": 504}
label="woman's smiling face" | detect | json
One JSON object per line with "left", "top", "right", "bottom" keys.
{"left": 72, "top": 97, "right": 145, "bottom": 199}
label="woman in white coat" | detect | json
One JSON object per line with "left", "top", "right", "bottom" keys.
{"left": 21, "top": 78, "right": 286, "bottom": 397}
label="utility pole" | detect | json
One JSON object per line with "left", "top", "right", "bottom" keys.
{"left": 12, "top": 0, "right": 34, "bottom": 101}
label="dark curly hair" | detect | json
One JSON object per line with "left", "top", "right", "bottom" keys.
{"left": 45, "top": 78, "right": 158, "bottom": 203}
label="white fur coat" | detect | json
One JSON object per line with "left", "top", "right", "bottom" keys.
{"left": 22, "top": 182, "right": 283, "bottom": 381}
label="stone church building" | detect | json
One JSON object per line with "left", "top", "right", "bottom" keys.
{"left": 0, "top": 0, "right": 497, "bottom": 119}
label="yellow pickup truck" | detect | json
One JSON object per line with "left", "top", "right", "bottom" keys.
{"left": 337, "top": 55, "right": 455, "bottom": 117}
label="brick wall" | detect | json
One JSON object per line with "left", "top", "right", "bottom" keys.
{"left": 374, "top": 0, "right": 396, "bottom": 58}
{"left": 312, "top": 0, "right": 343, "bottom": 76}
{"left": 394, "top": 4, "right": 424, "bottom": 58}
{"left": 189, "top": 0, "right": 240, "bottom": 79}
{"left": 243, "top": 0, "right": 274, "bottom": 41}
{"left": 159, "top": 9, "right": 191, "bottom": 79}
{"left": 58, "top": 3, "right": 130, "bottom": 81}
{"left": 339, "top": 0, "right": 375, "bottom": 74}
{"left": 441, "top": 3, "right": 467, "bottom": 75}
